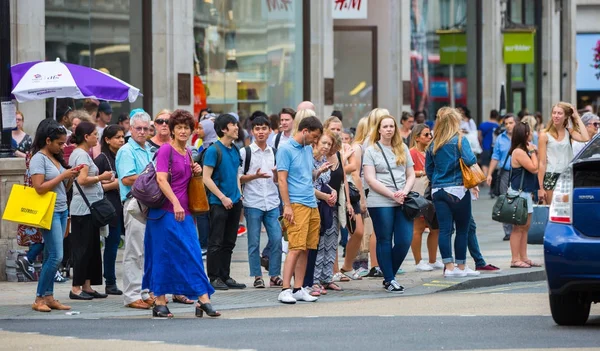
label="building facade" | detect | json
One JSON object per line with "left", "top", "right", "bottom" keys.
{"left": 9, "top": 0, "right": 585, "bottom": 135}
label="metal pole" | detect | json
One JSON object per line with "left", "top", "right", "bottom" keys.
{"left": 449, "top": 64, "right": 455, "bottom": 108}
{"left": 0, "top": 0, "right": 14, "bottom": 158}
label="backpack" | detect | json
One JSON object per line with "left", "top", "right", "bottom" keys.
{"left": 200, "top": 142, "right": 241, "bottom": 171}
{"left": 242, "top": 145, "right": 277, "bottom": 175}
{"left": 274, "top": 132, "right": 283, "bottom": 150}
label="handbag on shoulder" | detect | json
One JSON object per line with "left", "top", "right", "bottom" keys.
{"left": 458, "top": 136, "right": 486, "bottom": 189}
{"left": 131, "top": 148, "right": 172, "bottom": 208}
{"left": 74, "top": 181, "right": 116, "bottom": 228}
{"left": 491, "top": 167, "right": 528, "bottom": 226}
{"left": 376, "top": 142, "right": 430, "bottom": 220}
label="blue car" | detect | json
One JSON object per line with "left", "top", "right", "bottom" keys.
{"left": 544, "top": 133, "right": 600, "bottom": 325}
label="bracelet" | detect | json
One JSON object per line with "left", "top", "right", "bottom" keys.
{"left": 96, "top": 176, "right": 100, "bottom": 182}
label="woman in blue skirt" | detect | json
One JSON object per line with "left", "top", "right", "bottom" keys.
{"left": 142, "top": 109, "right": 219, "bottom": 318}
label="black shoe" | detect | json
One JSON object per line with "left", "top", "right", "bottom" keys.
{"left": 152, "top": 304, "right": 173, "bottom": 318}
{"left": 69, "top": 291, "right": 94, "bottom": 300}
{"left": 224, "top": 277, "right": 246, "bottom": 289}
{"left": 260, "top": 256, "right": 269, "bottom": 271}
{"left": 16, "top": 257, "right": 34, "bottom": 281}
{"left": 105, "top": 285, "right": 123, "bottom": 295}
{"left": 366, "top": 266, "right": 384, "bottom": 277}
{"left": 195, "top": 301, "right": 221, "bottom": 317}
{"left": 83, "top": 290, "right": 108, "bottom": 299}
{"left": 211, "top": 278, "right": 229, "bottom": 290}
{"left": 503, "top": 234, "right": 511, "bottom": 241}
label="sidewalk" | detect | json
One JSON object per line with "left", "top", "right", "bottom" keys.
{"left": 0, "top": 194, "right": 544, "bottom": 319}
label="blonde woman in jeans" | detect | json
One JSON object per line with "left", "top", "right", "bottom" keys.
{"left": 538, "top": 102, "right": 589, "bottom": 204}
{"left": 425, "top": 107, "right": 477, "bottom": 277}
{"left": 363, "top": 115, "right": 415, "bottom": 292}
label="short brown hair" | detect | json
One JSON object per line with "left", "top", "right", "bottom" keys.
{"left": 279, "top": 107, "right": 296, "bottom": 119}
{"left": 168, "top": 109, "right": 195, "bottom": 135}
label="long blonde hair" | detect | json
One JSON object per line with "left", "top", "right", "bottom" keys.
{"left": 353, "top": 117, "right": 369, "bottom": 144}
{"left": 432, "top": 107, "right": 462, "bottom": 154}
{"left": 367, "top": 108, "right": 390, "bottom": 138}
{"left": 292, "top": 109, "right": 317, "bottom": 134}
{"left": 323, "top": 116, "right": 342, "bottom": 131}
{"left": 369, "top": 115, "right": 407, "bottom": 165}
{"left": 544, "top": 102, "right": 579, "bottom": 139}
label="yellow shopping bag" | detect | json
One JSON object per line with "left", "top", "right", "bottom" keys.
{"left": 2, "top": 184, "right": 56, "bottom": 230}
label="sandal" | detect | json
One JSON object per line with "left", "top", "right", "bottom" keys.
{"left": 523, "top": 260, "right": 542, "bottom": 267}
{"left": 323, "top": 282, "right": 343, "bottom": 291}
{"left": 340, "top": 268, "right": 363, "bottom": 280}
{"left": 269, "top": 276, "right": 283, "bottom": 288}
{"left": 312, "top": 284, "right": 326, "bottom": 295}
{"left": 254, "top": 277, "right": 266, "bottom": 289}
{"left": 332, "top": 272, "right": 351, "bottom": 282}
{"left": 510, "top": 261, "right": 531, "bottom": 268}
{"left": 172, "top": 295, "right": 194, "bottom": 304}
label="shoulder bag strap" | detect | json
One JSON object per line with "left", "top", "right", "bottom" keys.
{"left": 74, "top": 180, "right": 93, "bottom": 210}
{"left": 243, "top": 146, "right": 252, "bottom": 175}
{"left": 102, "top": 153, "right": 114, "bottom": 172}
{"left": 376, "top": 141, "right": 399, "bottom": 191}
{"left": 275, "top": 132, "right": 282, "bottom": 149}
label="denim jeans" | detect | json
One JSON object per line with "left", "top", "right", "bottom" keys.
{"left": 195, "top": 212, "right": 210, "bottom": 250}
{"left": 36, "top": 210, "right": 68, "bottom": 297}
{"left": 27, "top": 243, "right": 44, "bottom": 263}
{"left": 466, "top": 215, "right": 486, "bottom": 267}
{"left": 433, "top": 189, "right": 471, "bottom": 265}
{"left": 368, "top": 206, "right": 414, "bottom": 283}
{"left": 103, "top": 224, "right": 122, "bottom": 286}
{"left": 244, "top": 207, "right": 282, "bottom": 277}
{"left": 339, "top": 226, "right": 348, "bottom": 247}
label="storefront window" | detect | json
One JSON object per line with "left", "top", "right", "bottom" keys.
{"left": 410, "top": 0, "right": 468, "bottom": 120}
{"left": 193, "top": 0, "right": 303, "bottom": 120}
{"left": 45, "top": 0, "right": 145, "bottom": 119}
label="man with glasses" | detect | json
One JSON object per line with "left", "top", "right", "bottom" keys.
{"left": 115, "top": 110, "right": 154, "bottom": 310}
{"left": 572, "top": 112, "right": 599, "bottom": 156}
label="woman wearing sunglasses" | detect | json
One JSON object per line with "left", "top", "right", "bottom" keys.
{"left": 147, "top": 109, "right": 171, "bottom": 155}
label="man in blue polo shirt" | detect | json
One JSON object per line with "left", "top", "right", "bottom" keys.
{"left": 115, "top": 110, "right": 153, "bottom": 309}
{"left": 203, "top": 113, "right": 247, "bottom": 290}
{"left": 276, "top": 116, "right": 323, "bottom": 304}
{"left": 486, "top": 113, "right": 517, "bottom": 241}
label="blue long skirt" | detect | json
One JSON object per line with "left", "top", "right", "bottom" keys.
{"left": 142, "top": 209, "right": 214, "bottom": 298}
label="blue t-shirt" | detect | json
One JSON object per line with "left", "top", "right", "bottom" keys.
{"left": 478, "top": 121, "right": 499, "bottom": 151}
{"left": 115, "top": 137, "right": 152, "bottom": 202}
{"left": 491, "top": 132, "right": 512, "bottom": 171}
{"left": 276, "top": 139, "right": 317, "bottom": 208}
{"left": 204, "top": 141, "right": 242, "bottom": 205}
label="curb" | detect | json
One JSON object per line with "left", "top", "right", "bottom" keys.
{"left": 438, "top": 268, "right": 547, "bottom": 292}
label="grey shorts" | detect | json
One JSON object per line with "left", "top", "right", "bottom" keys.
{"left": 507, "top": 188, "right": 534, "bottom": 214}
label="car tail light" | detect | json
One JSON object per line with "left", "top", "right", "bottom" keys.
{"left": 549, "top": 167, "right": 573, "bottom": 224}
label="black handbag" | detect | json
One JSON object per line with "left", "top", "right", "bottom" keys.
{"left": 491, "top": 167, "right": 528, "bottom": 226}
{"left": 348, "top": 182, "right": 361, "bottom": 204}
{"left": 74, "top": 181, "right": 117, "bottom": 228}
{"left": 377, "top": 142, "right": 430, "bottom": 220}
{"left": 492, "top": 154, "right": 510, "bottom": 197}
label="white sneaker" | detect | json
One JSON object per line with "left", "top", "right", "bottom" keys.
{"left": 463, "top": 266, "right": 481, "bottom": 277}
{"left": 444, "top": 268, "right": 467, "bottom": 277}
{"left": 292, "top": 287, "right": 318, "bottom": 302}
{"left": 428, "top": 261, "right": 445, "bottom": 270}
{"left": 356, "top": 267, "right": 370, "bottom": 277}
{"left": 278, "top": 288, "right": 297, "bottom": 304}
{"left": 415, "top": 260, "right": 434, "bottom": 272}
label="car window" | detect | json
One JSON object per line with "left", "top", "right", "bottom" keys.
{"left": 577, "top": 134, "right": 600, "bottom": 160}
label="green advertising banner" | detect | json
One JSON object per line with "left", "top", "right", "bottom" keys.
{"left": 438, "top": 32, "right": 467, "bottom": 65}
{"left": 503, "top": 32, "right": 535, "bottom": 64}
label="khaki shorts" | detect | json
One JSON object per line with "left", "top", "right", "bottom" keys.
{"left": 284, "top": 204, "right": 320, "bottom": 250}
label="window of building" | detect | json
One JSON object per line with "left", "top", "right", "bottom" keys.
{"left": 193, "top": 0, "right": 303, "bottom": 122}
{"left": 410, "top": 0, "right": 468, "bottom": 121}
{"left": 44, "top": 0, "right": 145, "bottom": 120}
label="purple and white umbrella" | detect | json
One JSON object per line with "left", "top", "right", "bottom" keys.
{"left": 11, "top": 58, "right": 141, "bottom": 118}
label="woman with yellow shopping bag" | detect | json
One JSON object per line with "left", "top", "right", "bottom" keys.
{"left": 29, "top": 119, "right": 79, "bottom": 312}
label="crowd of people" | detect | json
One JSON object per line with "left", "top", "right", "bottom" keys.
{"left": 17, "top": 97, "right": 598, "bottom": 315}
